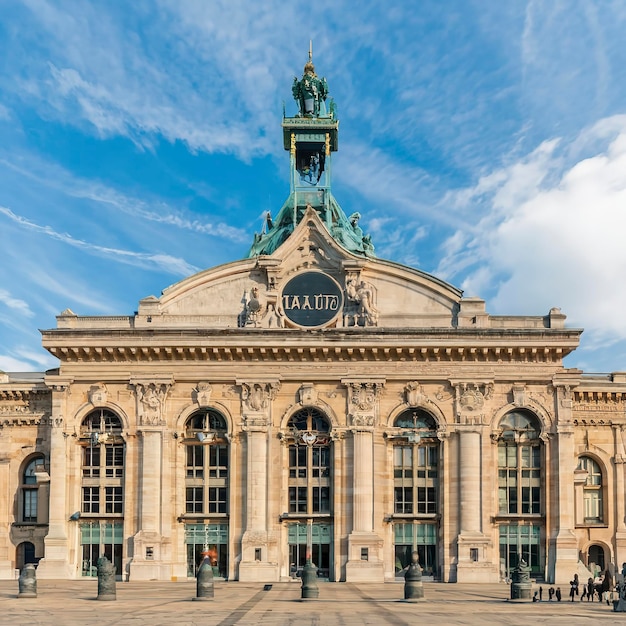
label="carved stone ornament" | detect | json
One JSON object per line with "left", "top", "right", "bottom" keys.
{"left": 240, "top": 381, "right": 280, "bottom": 414}
{"left": 405, "top": 382, "right": 425, "bottom": 407}
{"left": 344, "top": 275, "right": 379, "bottom": 327}
{"left": 194, "top": 382, "right": 212, "bottom": 407}
{"left": 135, "top": 382, "right": 169, "bottom": 426}
{"left": 348, "top": 382, "right": 381, "bottom": 412}
{"left": 512, "top": 384, "right": 527, "bottom": 407}
{"left": 459, "top": 388, "right": 484, "bottom": 412}
{"left": 88, "top": 383, "right": 108, "bottom": 406}
{"left": 350, "top": 414, "right": 374, "bottom": 427}
{"left": 298, "top": 383, "right": 318, "bottom": 405}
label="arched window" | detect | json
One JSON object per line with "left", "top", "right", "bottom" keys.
{"left": 79, "top": 408, "right": 125, "bottom": 578}
{"left": 184, "top": 409, "right": 228, "bottom": 515}
{"left": 183, "top": 408, "right": 229, "bottom": 579}
{"left": 285, "top": 407, "right": 332, "bottom": 579}
{"left": 578, "top": 456, "right": 603, "bottom": 524}
{"left": 392, "top": 408, "right": 439, "bottom": 577}
{"left": 20, "top": 456, "right": 45, "bottom": 523}
{"left": 497, "top": 411, "right": 542, "bottom": 515}
{"left": 496, "top": 410, "right": 544, "bottom": 579}
{"left": 287, "top": 407, "right": 331, "bottom": 514}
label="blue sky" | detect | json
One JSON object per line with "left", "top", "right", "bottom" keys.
{"left": 1, "top": 1, "right": 626, "bottom": 374}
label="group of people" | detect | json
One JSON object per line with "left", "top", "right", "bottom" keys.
{"left": 569, "top": 570, "right": 614, "bottom": 604}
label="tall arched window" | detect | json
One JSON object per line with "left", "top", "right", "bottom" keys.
{"left": 183, "top": 408, "right": 229, "bottom": 579}
{"left": 79, "top": 408, "right": 125, "bottom": 577}
{"left": 496, "top": 410, "right": 543, "bottom": 578}
{"left": 578, "top": 456, "right": 604, "bottom": 524}
{"left": 392, "top": 408, "right": 440, "bottom": 577}
{"left": 285, "top": 407, "right": 332, "bottom": 579}
{"left": 20, "top": 456, "right": 45, "bottom": 523}
{"left": 184, "top": 409, "right": 229, "bottom": 515}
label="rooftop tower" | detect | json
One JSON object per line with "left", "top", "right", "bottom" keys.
{"left": 247, "top": 48, "right": 374, "bottom": 258}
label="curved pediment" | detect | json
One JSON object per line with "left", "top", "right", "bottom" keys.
{"left": 139, "top": 207, "right": 462, "bottom": 330}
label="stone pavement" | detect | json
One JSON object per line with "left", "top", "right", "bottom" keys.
{"left": 0, "top": 580, "right": 623, "bottom": 625}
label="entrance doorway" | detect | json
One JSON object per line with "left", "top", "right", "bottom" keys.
{"left": 80, "top": 521, "right": 123, "bottom": 578}
{"left": 16, "top": 542, "right": 36, "bottom": 571}
{"left": 288, "top": 521, "right": 332, "bottom": 580}
{"left": 587, "top": 544, "right": 605, "bottom": 574}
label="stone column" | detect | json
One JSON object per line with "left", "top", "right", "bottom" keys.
{"left": 238, "top": 380, "right": 280, "bottom": 582}
{"left": 343, "top": 379, "right": 385, "bottom": 583}
{"left": 129, "top": 379, "right": 171, "bottom": 581}
{"left": 550, "top": 381, "right": 579, "bottom": 584}
{"left": 37, "top": 380, "right": 71, "bottom": 578}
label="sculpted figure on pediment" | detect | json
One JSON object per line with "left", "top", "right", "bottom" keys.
{"left": 344, "top": 276, "right": 378, "bottom": 327}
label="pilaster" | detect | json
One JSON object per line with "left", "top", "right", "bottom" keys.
{"left": 550, "top": 379, "right": 579, "bottom": 584}
{"left": 343, "top": 379, "right": 385, "bottom": 582}
{"left": 238, "top": 380, "right": 280, "bottom": 582}
{"left": 129, "top": 378, "right": 172, "bottom": 581}
{"left": 37, "top": 378, "right": 71, "bottom": 579}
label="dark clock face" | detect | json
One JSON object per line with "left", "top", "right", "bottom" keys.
{"left": 280, "top": 271, "right": 343, "bottom": 328}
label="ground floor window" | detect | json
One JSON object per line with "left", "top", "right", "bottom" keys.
{"left": 288, "top": 521, "right": 332, "bottom": 580}
{"left": 499, "top": 523, "right": 542, "bottom": 579}
{"left": 80, "top": 521, "right": 123, "bottom": 578}
{"left": 184, "top": 523, "right": 228, "bottom": 578}
{"left": 394, "top": 522, "right": 438, "bottom": 578}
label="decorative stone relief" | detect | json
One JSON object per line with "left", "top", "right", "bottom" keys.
{"left": 344, "top": 380, "right": 384, "bottom": 428}
{"left": 453, "top": 382, "right": 493, "bottom": 424}
{"left": 298, "top": 383, "right": 318, "bottom": 405}
{"left": 405, "top": 382, "right": 427, "bottom": 407}
{"left": 238, "top": 286, "right": 265, "bottom": 328}
{"left": 239, "top": 381, "right": 280, "bottom": 422}
{"left": 88, "top": 383, "right": 107, "bottom": 406}
{"left": 511, "top": 383, "right": 526, "bottom": 407}
{"left": 344, "top": 275, "right": 378, "bottom": 327}
{"left": 134, "top": 382, "right": 170, "bottom": 426}
{"left": 194, "top": 382, "right": 212, "bottom": 407}
{"left": 238, "top": 284, "right": 285, "bottom": 328}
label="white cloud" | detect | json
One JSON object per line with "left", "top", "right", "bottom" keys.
{"left": 439, "top": 115, "right": 626, "bottom": 352}
{"left": 0, "top": 289, "right": 34, "bottom": 317}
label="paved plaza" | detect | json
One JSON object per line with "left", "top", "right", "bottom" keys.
{"left": 0, "top": 580, "right": 624, "bottom": 625}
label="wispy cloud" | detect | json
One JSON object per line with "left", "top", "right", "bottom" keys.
{"left": 0, "top": 156, "right": 248, "bottom": 242}
{"left": 0, "top": 289, "right": 34, "bottom": 317}
{"left": 0, "top": 206, "right": 199, "bottom": 275}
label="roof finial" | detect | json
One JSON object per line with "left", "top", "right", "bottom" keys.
{"left": 309, "top": 40, "right": 313, "bottom": 63}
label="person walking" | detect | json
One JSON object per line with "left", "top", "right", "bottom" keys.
{"left": 569, "top": 573, "right": 579, "bottom": 601}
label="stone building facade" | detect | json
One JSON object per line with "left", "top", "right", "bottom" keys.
{"left": 1, "top": 59, "right": 625, "bottom": 584}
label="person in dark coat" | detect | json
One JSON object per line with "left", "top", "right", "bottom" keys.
{"left": 569, "top": 573, "right": 579, "bottom": 601}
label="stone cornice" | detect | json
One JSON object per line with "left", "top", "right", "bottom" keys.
{"left": 42, "top": 327, "right": 581, "bottom": 364}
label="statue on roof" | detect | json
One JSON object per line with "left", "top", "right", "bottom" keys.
{"left": 292, "top": 45, "right": 328, "bottom": 117}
